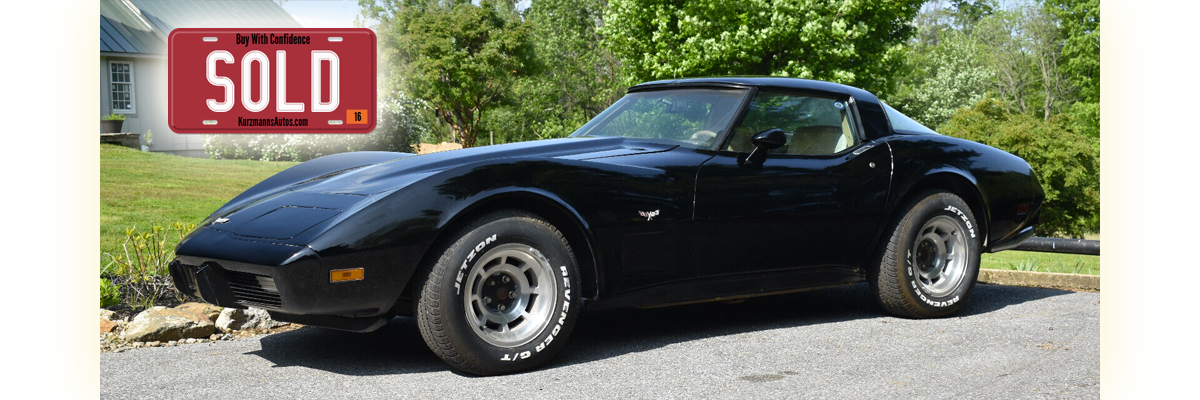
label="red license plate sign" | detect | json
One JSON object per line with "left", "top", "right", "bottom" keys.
{"left": 168, "top": 28, "right": 376, "bottom": 133}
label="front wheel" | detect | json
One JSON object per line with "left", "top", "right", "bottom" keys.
{"left": 416, "top": 210, "right": 581, "bottom": 375}
{"left": 870, "top": 191, "right": 981, "bottom": 318}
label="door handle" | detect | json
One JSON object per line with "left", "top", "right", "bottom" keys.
{"left": 847, "top": 141, "right": 878, "bottom": 160}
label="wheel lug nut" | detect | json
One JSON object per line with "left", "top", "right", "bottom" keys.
{"left": 484, "top": 296, "right": 491, "bottom": 304}
{"left": 509, "top": 291, "right": 516, "bottom": 298}
{"left": 503, "top": 276, "right": 510, "bottom": 283}
{"left": 499, "top": 305, "right": 506, "bottom": 311}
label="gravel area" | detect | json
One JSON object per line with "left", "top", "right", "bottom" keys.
{"left": 101, "top": 283, "right": 1099, "bottom": 399}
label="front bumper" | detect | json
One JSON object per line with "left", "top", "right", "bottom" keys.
{"left": 169, "top": 259, "right": 283, "bottom": 310}
{"left": 169, "top": 256, "right": 399, "bottom": 332}
{"left": 169, "top": 226, "right": 413, "bottom": 326}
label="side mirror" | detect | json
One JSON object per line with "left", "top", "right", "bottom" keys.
{"left": 742, "top": 128, "right": 787, "bottom": 166}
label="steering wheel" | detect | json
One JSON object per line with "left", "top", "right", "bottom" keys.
{"left": 689, "top": 130, "right": 718, "bottom": 146}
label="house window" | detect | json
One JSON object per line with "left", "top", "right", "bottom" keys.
{"left": 110, "top": 61, "right": 135, "bottom": 113}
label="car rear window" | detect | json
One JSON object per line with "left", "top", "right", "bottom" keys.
{"left": 881, "top": 103, "right": 938, "bottom": 135}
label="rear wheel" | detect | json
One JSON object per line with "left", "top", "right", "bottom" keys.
{"left": 417, "top": 210, "right": 581, "bottom": 375}
{"left": 870, "top": 191, "right": 981, "bottom": 318}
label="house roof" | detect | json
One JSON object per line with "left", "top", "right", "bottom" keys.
{"left": 101, "top": 0, "right": 302, "bottom": 56}
{"left": 101, "top": 0, "right": 165, "bottom": 54}
{"left": 130, "top": 0, "right": 303, "bottom": 31}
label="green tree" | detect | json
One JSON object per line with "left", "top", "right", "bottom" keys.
{"left": 599, "top": 0, "right": 924, "bottom": 97}
{"left": 529, "top": 0, "right": 624, "bottom": 118}
{"left": 1046, "top": 0, "right": 1099, "bottom": 104}
{"left": 975, "top": 9, "right": 1033, "bottom": 115}
{"left": 974, "top": 5, "right": 1077, "bottom": 122}
{"left": 1046, "top": 0, "right": 1099, "bottom": 144}
{"left": 913, "top": 0, "right": 996, "bottom": 46}
{"left": 947, "top": 0, "right": 996, "bottom": 32}
{"left": 483, "top": 0, "right": 626, "bottom": 144}
{"left": 1025, "top": 5, "right": 1071, "bottom": 121}
{"left": 892, "top": 31, "right": 995, "bottom": 129}
{"left": 364, "top": 0, "right": 536, "bottom": 148}
{"left": 941, "top": 98, "right": 1099, "bottom": 237}
{"left": 889, "top": 1, "right": 998, "bottom": 128}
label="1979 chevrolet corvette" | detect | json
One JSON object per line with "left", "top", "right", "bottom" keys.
{"left": 170, "top": 77, "right": 1043, "bottom": 375}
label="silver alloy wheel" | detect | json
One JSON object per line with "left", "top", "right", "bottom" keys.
{"left": 462, "top": 244, "right": 559, "bottom": 347}
{"left": 911, "top": 215, "right": 968, "bottom": 297}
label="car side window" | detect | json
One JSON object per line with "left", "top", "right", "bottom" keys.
{"left": 724, "top": 91, "right": 859, "bottom": 155}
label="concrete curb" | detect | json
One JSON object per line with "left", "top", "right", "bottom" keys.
{"left": 978, "top": 269, "right": 1099, "bottom": 291}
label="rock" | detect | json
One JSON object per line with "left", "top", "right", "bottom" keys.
{"left": 100, "top": 309, "right": 116, "bottom": 321}
{"left": 215, "top": 307, "right": 283, "bottom": 331}
{"left": 100, "top": 318, "right": 118, "bottom": 333}
{"left": 174, "top": 302, "right": 222, "bottom": 323}
{"left": 122, "top": 306, "right": 216, "bottom": 342}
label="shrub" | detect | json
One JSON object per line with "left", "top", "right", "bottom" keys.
{"left": 104, "top": 223, "right": 195, "bottom": 279}
{"left": 101, "top": 278, "right": 122, "bottom": 308}
{"left": 102, "top": 222, "right": 196, "bottom": 307}
{"left": 940, "top": 98, "right": 1099, "bottom": 237}
{"left": 102, "top": 113, "right": 126, "bottom": 121}
{"left": 205, "top": 96, "right": 431, "bottom": 161}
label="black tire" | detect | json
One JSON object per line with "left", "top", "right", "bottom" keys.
{"left": 416, "top": 210, "right": 581, "bottom": 375}
{"left": 870, "top": 191, "right": 981, "bottom": 318}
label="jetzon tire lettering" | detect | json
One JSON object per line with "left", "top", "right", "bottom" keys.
{"left": 454, "top": 233, "right": 497, "bottom": 295}
{"left": 943, "top": 205, "right": 976, "bottom": 238}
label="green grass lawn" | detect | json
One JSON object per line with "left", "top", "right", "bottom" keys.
{"left": 100, "top": 144, "right": 296, "bottom": 269}
{"left": 981, "top": 232, "right": 1099, "bottom": 275}
{"left": 981, "top": 250, "right": 1100, "bottom": 275}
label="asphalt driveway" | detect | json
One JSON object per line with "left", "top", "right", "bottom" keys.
{"left": 100, "top": 283, "right": 1099, "bottom": 399}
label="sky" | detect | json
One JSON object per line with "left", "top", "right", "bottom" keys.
{"left": 280, "top": 0, "right": 534, "bottom": 28}
{"left": 280, "top": 0, "right": 364, "bottom": 28}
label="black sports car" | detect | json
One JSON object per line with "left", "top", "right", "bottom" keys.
{"left": 170, "top": 77, "right": 1043, "bottom": 375}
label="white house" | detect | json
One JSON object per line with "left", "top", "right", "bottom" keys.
{"left": 100, "top": 0, "right": 302, "bottom": 157}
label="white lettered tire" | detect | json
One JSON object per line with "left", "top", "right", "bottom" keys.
{"left": 417, "top": 210, "right": 581, "bottom": 375}
{"left": 870, "top": 191, "right": 981, "bottom": 318}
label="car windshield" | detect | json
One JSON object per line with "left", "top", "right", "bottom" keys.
{"left": 570, "top": 88, "right": 750, "bottom": 149}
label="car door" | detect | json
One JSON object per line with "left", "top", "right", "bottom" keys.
{"left": 692, "top": 90, "right": 892, "bottom": 278}
{"left": 569, "top": 87, "right": 749, "bottom": 295}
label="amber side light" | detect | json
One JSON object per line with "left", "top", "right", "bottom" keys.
{"left": 330, "top": 268, "right": 364, "bottom": 283}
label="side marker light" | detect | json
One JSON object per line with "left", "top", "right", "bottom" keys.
{"left": 330, "top": 268, "right": 364, "bottom": 283}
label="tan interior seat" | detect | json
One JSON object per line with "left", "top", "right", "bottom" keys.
{"left": 788, "top": 125, "right": 844, "bottom": 155}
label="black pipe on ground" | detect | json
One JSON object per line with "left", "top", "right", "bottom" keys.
{"left": 1012, "top": 237, "right": 1100, "bottom": 255}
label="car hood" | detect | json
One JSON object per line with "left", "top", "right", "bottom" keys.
{"left": 192, "top": 137, "right": 676, "bottom": 243}
{"left": 294, "top": 137, "right": 675, "bottom": 196}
